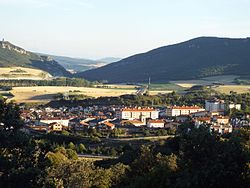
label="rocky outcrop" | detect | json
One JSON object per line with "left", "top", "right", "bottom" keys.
{"left": 0, "top": 41, "right": 29, "bottom": 55}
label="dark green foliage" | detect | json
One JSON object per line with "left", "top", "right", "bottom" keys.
{"left": 0, "top": 77, "right": 93, "bottom": 87}
{"left": 0, "top": 99, "right": 23, "bottom": 131}
{"left": 78, "top": 37, "right": 250, "bottom": 83}
{"left": 0, "top": 132, "right": 50, "bottom": 187}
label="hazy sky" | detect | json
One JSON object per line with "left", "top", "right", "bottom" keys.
{"left": 1, "top": 0, "right": 250, "bottom": 59}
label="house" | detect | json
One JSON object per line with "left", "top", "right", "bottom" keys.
{"left": 228, "top": 103, "right": 241, "bottom": 110}
{"left": 98, "top": 122, "right": 115, "bottom": 130}
{"left": 74, "top": 121, "right": 90, "bottom": 131}
{"left": 191, "top": 110, "right": 209, "bottom": 117}
{"left": 26, "top": 125, "right": 49, "bottom": 133}
{"left": 116, "top": 107, "right": 159, "bottom": 120}
{"left": 213, "top": 116, "right": 230, "bottom": 125}
{"left": 36, "top": 118, "right": 70, "bottom": 127}
{"left": 121, "top": 120, "right": 145, "bottom": 127}
{"left": 211, "top": 124, "right": 233, "bottom": 134}
{"left": 194, "top": 117, "right": 211, "bottom": 127}
{"left": 147, "top": 119, "right": 165, "bottom": 128}
{"left": 88, "top": 118, "right": 109, "bottom": 128}
{"left": 49, "top": 122, "right": 63, "bottom": 132}
{"left": 166, "top": 106, "right": 205, "bottom": 117}
{"left": 209, "top": 110, "right": 225, "bottom": 116}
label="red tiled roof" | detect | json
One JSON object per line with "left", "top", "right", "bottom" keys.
{"left": 103, "top": 122, "right": 115, "bottom": 127}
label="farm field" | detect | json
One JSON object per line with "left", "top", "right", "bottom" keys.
{"left": 0, "top": 67, "right": 51, "bottom": 80}
{"left": 98, "top": 84, "right": 139, "bottom": 89}
{"left": 214, "top": 85, "right": 250, "bottom": 94}
{"left": 10, "top": 86, "right": 137, "bottom": 103}
{"left": 171, "top": 75, "right": 239, "bottom": 87}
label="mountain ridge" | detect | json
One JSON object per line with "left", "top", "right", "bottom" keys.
{"left": 76, "top": 36, "right": 250, "bottom": 83}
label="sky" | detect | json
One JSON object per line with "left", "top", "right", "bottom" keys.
{"left": 1, "top": 0, "right": 250, "bottom": 59}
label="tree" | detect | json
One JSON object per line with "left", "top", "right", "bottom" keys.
{"left": 78, "top": 143, "right": 87, "bottom": 154}
{"left": 68, "top": 142, "right": 76, "bottom": 150}
{"left": 0, "top": 99, "right": 23, "bottom": 131}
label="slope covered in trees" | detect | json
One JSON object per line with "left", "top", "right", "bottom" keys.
{"left": 78, "top": 37, "right": 250, "bottom": 83}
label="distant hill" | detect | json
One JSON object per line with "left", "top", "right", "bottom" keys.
{"left": 48, "top": 55, "right": 120, "bottom": 73}
{"left": 97, "top": 57, "right": 122, "bottom": 63}
{"left": 49, "top": 55, "right": 102, "bottom": 73}
{"left": 0, "top": 41, "right": 70, "bottom": 77}
{"left": 77, "top": 37, "right": 250, "bottom": 83}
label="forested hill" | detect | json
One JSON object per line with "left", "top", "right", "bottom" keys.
{"left": 0, "top": 41, "right": 71, "bottom": 77}
{"left": 77, "top": 37, "right": 250, "bottom": 83}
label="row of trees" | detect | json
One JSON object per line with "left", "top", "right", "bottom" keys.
{"left": 0, "top": 77, "right": 96, "bottom": 87}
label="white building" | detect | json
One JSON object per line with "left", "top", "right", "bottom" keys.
{"left": 228, "top": 103, "right": 241, "bottom": 110}
{"left": 116, "top": 107, "right": 159, "bottom": 120}
{"left": 36, "top": 118, "right": 70, "bottom": 127}
{"left": 211, "top": 124, "right": 233, "bottom": 134}
{"left": 205, "top": 99, "right": 225, "bottom": 112}
{"left": 166, "top": 106, "right": 205, "bottom": 117}
{"left": 147, "top": 120, "right": 165, "bottom": 128}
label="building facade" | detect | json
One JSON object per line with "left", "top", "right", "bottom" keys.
{"left": 205, "top": 99, "right": 225, "bottom": 112}
{"left": 166, "top": 106, "right": 205, "bottom": 117}
{"left": 116, "top": 107, "right": 159, "bottom": 120}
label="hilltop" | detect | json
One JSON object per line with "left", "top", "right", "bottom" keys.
{"left": 0, "top": 40, "right": 70, "bottom": 77}
{"left": 77, "top": 37, "right": 250, "bottom": 83}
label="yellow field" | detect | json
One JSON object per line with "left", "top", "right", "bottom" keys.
{"left": 98, "top": 84, "right": 138, "bottom": 89}
{"left": 0, "top": 67, "right": 51, "bottom": 80}
{"left": 214, "top": 85, "right": 250, "bottom": 94}
{"left": 10, "top": 86, "right": 137, "bottom": 103}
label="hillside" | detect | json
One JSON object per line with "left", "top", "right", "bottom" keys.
{"left": 77, "top": 37, "right": 250, "bottom": 83}
{"left": 0, "top": 41, "right": 71, "bottom": 77}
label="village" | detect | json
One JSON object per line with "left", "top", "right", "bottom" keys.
{"left": 20, "top": 97, "right": 249, "bottom": 137}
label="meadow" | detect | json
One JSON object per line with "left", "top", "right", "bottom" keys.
{"left": 214, "top": 85, "right": 250, "bottom": 94}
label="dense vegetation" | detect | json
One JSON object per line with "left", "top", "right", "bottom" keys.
{"left": 0, "top": 41, "right": 70, "bottom": 77}
{"left": 0, "top": 77, "right": 95, "bottom": 87}
{"left": 78, "top": 37, "right": 250, "bottom": 83}
{"left": 1, "top": 99, "right": 250, "bottom": 187}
